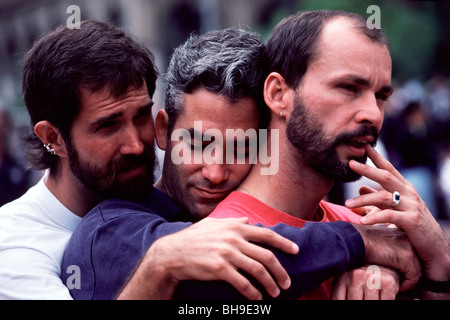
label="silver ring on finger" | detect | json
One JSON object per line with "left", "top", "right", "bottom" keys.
{"left": 392, "top": 191, "right": 400, "bottom": 207}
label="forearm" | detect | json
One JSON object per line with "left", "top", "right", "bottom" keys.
{"left": 117, "top": 248, "right": 179, "bottom": 300}
{"left": 174, "top": 221, "right": 365, "bottom": 299}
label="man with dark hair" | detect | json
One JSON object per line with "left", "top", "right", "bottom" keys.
{"left": 0, "top": 20, "right": 159, "bottom": 299}
{"left": 2, "top": 20, "right": 372, "bottom": 301}
{"left": 209, "top": 10, "right": 450, "bottom": 299}
{"left": 62, "top": 26, "right": 421, "bottom": 300}
{"left": 0, "top": 21, "right": 292, "bottom": 299}
{"left": 0, "top": 22, "right": 296, "bottom": 300}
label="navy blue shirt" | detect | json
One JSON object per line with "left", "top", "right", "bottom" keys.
{"left": 61, "top": 187, "right": 364, "bottom": 300}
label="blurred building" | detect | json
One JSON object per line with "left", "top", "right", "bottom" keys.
{"left": 0, "top": 0, "right": 294, "bottom": 184}
{"left": 1, "top": 0, "right": 449, "bottom": 219}
{"left": 0, "top": 0, "right": 292, "bottom": 113}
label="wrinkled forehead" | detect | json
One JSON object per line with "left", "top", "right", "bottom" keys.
{"left": 314, "top": 17, "right": 391, "bottom": 64}
{"left": 309, "top": 18, "right": 392, "bottom": 83}
{"left": 176, "top": 89, "right": 260, "bottom": 129}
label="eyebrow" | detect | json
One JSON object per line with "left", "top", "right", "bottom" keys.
{"left": 186, "top": 128, "right": 253, "bottom": 145}
{"left": 89, "top": 101, "right": 154, "bottom": 130}
{"left": 186, "top": 128, "right": 216, "bottom": 142}
{"left": 342, "top": 75, "right": 393, "bottom": 95}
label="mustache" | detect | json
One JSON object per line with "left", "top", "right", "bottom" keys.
{"left": 113, "top": 154, "right": 149, "bottom": 172}
{"left": 105, "top": 146, "right": 155, "bottom": 184}
{"left": 333, "top": 125, "right": 379, "bottom": 147}
{"left": 194, "top": 179, "right": 234, "bottom": 193}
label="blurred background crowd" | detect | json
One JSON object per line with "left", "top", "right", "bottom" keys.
{"left": 0, "top": 0, "right": 449, "bottom": 232}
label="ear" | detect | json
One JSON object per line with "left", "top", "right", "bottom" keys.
{"left": 155, "top": 109, "right": 169, "bottom": 151}
{"left": 263, "top": 72, "right": 293, "bottom": 118}
{"left": 34, "top": 121, "right": 67, "bottom": 157}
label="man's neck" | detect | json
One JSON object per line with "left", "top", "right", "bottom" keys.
{"left": 44, "top": 166, "right": 101, "bottom": 218}
{"left": 240, "top": 127, "right": 333, "bottom": 221}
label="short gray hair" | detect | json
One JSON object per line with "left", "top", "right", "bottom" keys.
{"left": 164, "top": 27, "right": 269, "bottom": 133}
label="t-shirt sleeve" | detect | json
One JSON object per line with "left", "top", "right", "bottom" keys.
{"left": 174, "top": 221, "right": 365, "bottom": 299}
{"left": 0, "top": 248, "right": 73, "bottom": 299}
{"left": 62, "top": 200, "right": 192, "bottom": 300}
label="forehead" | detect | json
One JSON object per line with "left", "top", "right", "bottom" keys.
{"left": 309, "top": 18, "right": 392, "bottom": 82}
{"left": 77, "top": 84, "right": 151, "bottom": 119}
{"left": 175, "top": 87, "right": 260, "bottom": 130}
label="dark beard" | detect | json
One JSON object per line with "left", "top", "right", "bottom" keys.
{"left": 286, "top": 95, "right": 378, "bottom": 182}
{"left": 66, "top": 140, "right": 157, "bottom": 202}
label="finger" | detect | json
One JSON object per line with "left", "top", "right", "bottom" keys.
{"left": 360, "top": 208, "right": 408, "bottom": 227}
{"left": 365, "top": 145, "right": 406, "bottom": 183}
{"left": 346, "top": 190, "right": 395, "bottom": 210}
{"left": 380, "top": 288, "right": 397, "bottom": 300}
{"left": 198, "top": 220, "right": 290, "bottom": 297}
{"left": 363, "top": 277, "right": 381, "bottom": 300}
{"left": 346, "top": 283, "right": 364, "bottom": 300}
{"left": 359, "top": 185, "right": 377, "bottom": 195}
{"left": 399, "top": 255, "right": 422, "bottom": 292}
{"left": 345, "top": 186, "right": 376, "bottom": 210}
{"left": 219, "top": 268, "right": 263, "bottom": 300}
{"left": 349, "top": 207, "right": 369, "bottom": 216}
{"left": 240, "top": 241, "right": 292, "bottom": 292}
{"left": 347, "top": 187, "right": 379, "bottom": 216}
{"left": 364, "top": 288, "right": 381, "bottom": 300}
{"left": 346, "top": 268, "right": 369, "bottom": 300}
{"left": 330, "top": 275, "right": 348, "bottom": 300}
{"left": 231, "top": 250, "right": 283, "bottom": 298}
{"left": 380, "top": 272, "right": 400, "bottom": 300}
{"left": 349, "top": 160, "right": 401, "bottom": 193}
{"left": 399, "top": 277, "right": 419, "bottom": 292}
{"left": 242, "top": 225, "right": 300, "bottom": 255}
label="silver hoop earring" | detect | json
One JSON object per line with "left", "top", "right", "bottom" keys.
{"left": 44, "top": 143, "right": 56, "bottom": 155}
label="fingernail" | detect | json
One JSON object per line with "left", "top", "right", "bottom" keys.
{"left": 346, "top": 199, "right": 354, "bottom": 207}
{"left": 273, "top": 287, "right": 280, "bottom": 297}
{"left": 351, "top": 160, "right": 361, "bottom": 167}
{"left": 292, "top": 243, "right": 299, "bottom": 253}
{"left": 360, "top": 216, "right": 367, "bottom": 224}
{"left": 283, "top": 277, "right": 291, "bottom": 290}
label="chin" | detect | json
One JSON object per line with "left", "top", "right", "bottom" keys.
{"left": 337, "top": 173, "right": 362, "bottom": 183}
{"left": 193, "top": 205, "right": 216, "bottom": 220}
{"left": 190, "top": 211, "right": 209, "bottom": 221}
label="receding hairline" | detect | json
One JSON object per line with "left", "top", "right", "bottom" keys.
{"left": 311, "top": 15, "right": 391, "bottom": 65}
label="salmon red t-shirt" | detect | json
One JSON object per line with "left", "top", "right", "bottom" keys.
{"left": 208, "top": 191, "right": 362, "bottom": 300}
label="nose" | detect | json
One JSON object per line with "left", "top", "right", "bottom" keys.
{"left": 354, "top": 94, "right": 384, "bottom": 130}
{"left": 120, "top": 126, "right": 145, "bottom": 155}
{"left": 201, "top": 163, "right": 229, "bottom": 185}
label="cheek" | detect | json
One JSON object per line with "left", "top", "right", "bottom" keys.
{"left": 165, "top": 155, "right": 200, "bottom": 185}
{"left": 69, "top": 134, "right": 105, "bottom": 164}
{"left": 328, "top": 111, "right": 354, "bottom": 132}
{"left": 229, "top": 164, "right": 253, "bottom": 183}
{"left": 300, "top": 82, "right": 347, "bottom": 117}
{"left": 179, "top": 164, "right": 200, "bottom": 182}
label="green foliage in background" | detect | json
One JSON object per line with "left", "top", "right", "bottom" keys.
{"left": 259, "top": 0, "right": 439, "bottom": 83}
